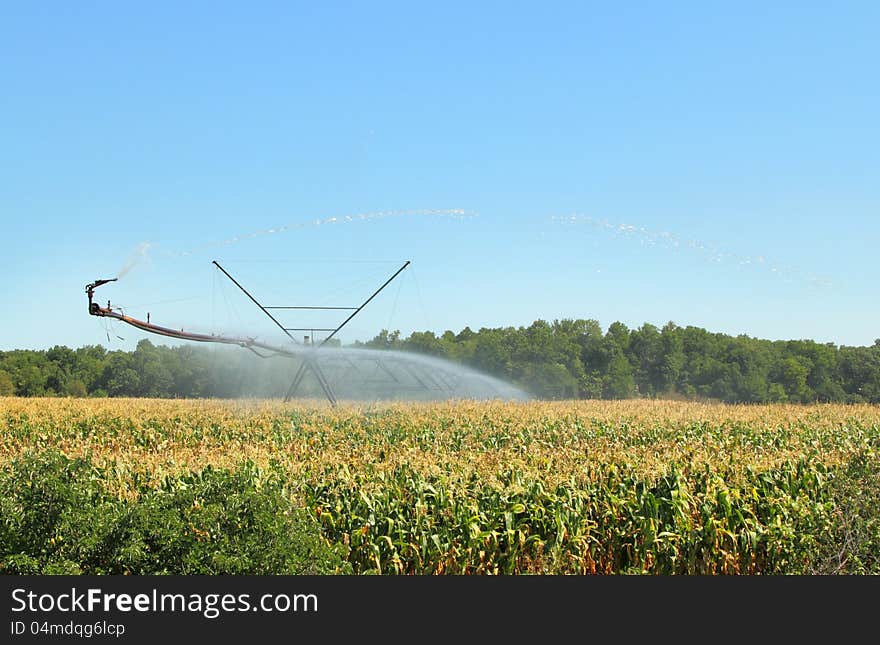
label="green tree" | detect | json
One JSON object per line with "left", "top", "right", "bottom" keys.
{"left": 64, "top": 380, "right": 88, "bottom": 397}
{"left": 777, "top": 357, "right": 812, "bottom": 403}
{"left": 603, "top": 350, "right": 636, "bottom": 399}
{"left": 605, "top": 321, "right": 631, "bottom": 353}
{"left": 0, "top": 371, "right": 14, "bottom": 396}
{"left": 523, "top": 362, "right": 578, "bottom": 400}
{"left": 629, "top": 323, "right": 662, "bottom": 395}
{"left": 471, "top": 330, "right": 513, "bottom": 378}
{"left": 403, "top": 331, "right": 448, "bottom": 357}
{"left": 100, "top": 353, "right": 141, "bottom": 397}
{"left": 659, "top": 322, "right": 685, "bottom": 394}
{"left": 15, "top": 365, "right": 46, "bottom": 397}
{"left": 364, "top": 329, "right": 402, "bottom": 350}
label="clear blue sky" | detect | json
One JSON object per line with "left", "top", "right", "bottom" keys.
{"left": 2, "top": 2, "right": 878, "bottom": 352}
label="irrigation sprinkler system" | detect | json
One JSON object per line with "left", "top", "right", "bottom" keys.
{"left": 85, "top": 260, "right": 504, "bottom": 406}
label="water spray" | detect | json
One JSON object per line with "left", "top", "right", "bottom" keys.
{"left": 171, "top": 208, "right": 476, "bottom": 257}
{"left": 85, "top": 258, "right": 529, "bottom": 406}
{"left": 552, "top": 213, "right": 834, "bottom": 288}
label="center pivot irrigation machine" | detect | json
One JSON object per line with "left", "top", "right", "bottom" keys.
{"left": 86, "top": 261, "right": 528, "bottom": 406}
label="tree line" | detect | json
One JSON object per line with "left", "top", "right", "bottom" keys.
{"left": 1, "top": 319, "right": 879, "bottom": 402}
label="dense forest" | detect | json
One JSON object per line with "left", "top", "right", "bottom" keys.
{"left": 1, "top": 319, "right": 879, "bottom": 403}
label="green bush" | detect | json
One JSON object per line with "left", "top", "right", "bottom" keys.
{"left": 0, "top": 451, "right": 351, "bottom": 575}
{"left": 810, "top": 447, "right": 880, "bottom": 574}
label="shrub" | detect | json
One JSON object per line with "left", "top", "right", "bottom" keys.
{"left": 810, "top": 447, "right": 880, "bottom": 574}
{"left": 0, "top": 451, "right": 350, "bottom": 575}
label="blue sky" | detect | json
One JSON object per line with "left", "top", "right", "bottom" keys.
{"left": 2, "top": 2, "right": 878, "bottom": 352}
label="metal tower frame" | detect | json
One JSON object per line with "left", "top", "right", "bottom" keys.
{"left": 211, "top": 260, "right": 411, "bottom": 406}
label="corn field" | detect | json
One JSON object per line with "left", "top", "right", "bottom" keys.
{"left": 2, "top": 397, "right": 879, "bottom": 574}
